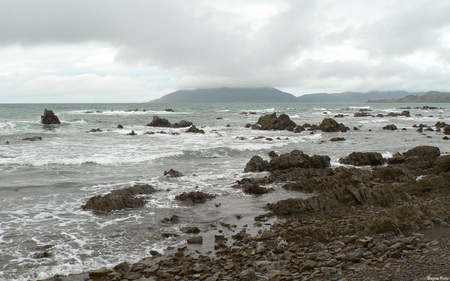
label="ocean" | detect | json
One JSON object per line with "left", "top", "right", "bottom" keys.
{"left": 0, "top": 103, "right": 448, "bottom": 280}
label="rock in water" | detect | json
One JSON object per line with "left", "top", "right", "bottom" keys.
{"left": 339, "top": 152, "right": 385, "bottom": 166}
{"left": 41, "top": 109, "right": 61, "bottom": 124}
{"left": 81, "top": 184, "right": 156, "bottom": 212}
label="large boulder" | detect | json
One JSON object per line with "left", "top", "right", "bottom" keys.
{"left": 82, "top": 184, "right": 156, "bottom": 212}
{"left": 268, "top": 150, "right": 330, "bottom": 171}
{"left": 339, "top": 152, "right": 385, "bottom": 166}
{"left": 251, "top": 113, "right": 297, "bottom": 131}
{"left": 41, "top": 109, "right": 61, "bottom": 124}
{"left": 244, "top": 156, "right": 269, "bottom": 172}
{"left": 318, "top": 118, "right": 349, "bottom": 132}
{"left": 147, "top": 116, "right": 192, "bottom": 128}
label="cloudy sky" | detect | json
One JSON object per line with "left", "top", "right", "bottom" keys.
{"left": 1, "top": 0, "right": 450, "bottom": 103}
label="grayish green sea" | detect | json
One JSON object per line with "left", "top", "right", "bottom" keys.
{"left": 0, "top": 103, "right": 448, "bottom": 280}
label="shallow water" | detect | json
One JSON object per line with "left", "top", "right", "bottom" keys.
{"left": 0, "top": 103, "right": 448, "bottom": 280}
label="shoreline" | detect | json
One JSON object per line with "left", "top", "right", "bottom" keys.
{"left": 43, "top": 144, "right": 450, "bottom": 281}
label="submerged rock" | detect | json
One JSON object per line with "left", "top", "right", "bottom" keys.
{"left": 22, "top": 136, "right": 42, "bottom": 141}
{"left": 41, "top": 109, "right": 61, "bottom": 124}
{"left": 164, "top": 169, "right": 184, "bottom": 177}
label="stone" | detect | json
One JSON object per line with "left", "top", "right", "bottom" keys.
{"left": 81, "top": 184, "right": 156, "bottom": 212}
{"left": 41, "top": 109, "right": 61, "bottom": 124}
{"left": 321, "top": 267, "right": 337, "bottom": 276}
{"left": 181, "top": 227, "right": 200, "bottom": 234}
{"left": 251, "top": 113, "right": 297, "bottom": 131}
{"left": 244, "top": 155, "right": 269, "bottom": 172}
{"left": 186, "top": 125, "right": 205, "bottom": 134}
{"left": 164, "top": 169, "right": 184, "bottom": 177}
{"left": 318, "top": 118, "right": 349, "bottom": 132}
{"left": 383, "top": 124, "right": 398, "bottom": 130}
{"left": 300, "top": 260, "right": 317, "bottom": 271}
{"left": 147, "top": 116, "right": 192, "bottom": 128}
{"left": 175, "top": 191, "right": 216, "bottom": 204}
{"left": 22, "top": 136, "right": 42, "bottom": 141}
{"left": 339, "top": 152, "right": 385, "bottom": 166}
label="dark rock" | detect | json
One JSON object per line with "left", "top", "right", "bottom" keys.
{"left": 147, "top": 116, "right": 192, "bottom": 128}
{"left": 22, "top": 136, "right": 42, "bottom": 141}
{"left": 165, "top": 108, "right": 175, "bottom": 112}
{"left": 330, "top": 137, "right": 346, "bottom": 141}
{"left": 268, "top": 150, "right": 330, "bottom": 171}
{"left": 161, "top": 215, "right": 179, "bottom": 223}
{"left": 242, "top": 183, "right": 271, "bottom": 195}
{"left": 175, "top": 191, "right": 216, "bottom": 204}
{"left": 310, "top": 155, "right": 331, "bottom": 169}
{"left": 354, "top": 112, "right": 372, "bottom": 117}
{"left": 127, "top": 130, "right": 137, "bottom": 135}
{"left": 318, "top": 118, "right": 349, "bottom": 132}
{"left": 187, "top": 236, "right": 203, "bottom": 244}
{"left": 113, "top": 262, "right": 130, "bottom": 273}
{"left": 186, "top": 125, "right": 205, "bottom": 134}
{"left": 383, "top": 124, "right": 398, "bottom": 130}
{"left": 89, "top": 128, "right": 102, "bottom": 133}
{"left": 251, "top": 113, "right": 297, "bottom": 131}
{"left": 244, "top": 156, "right": 269, "bottom": 172}
{"left": 81, "top": 184, "right": 156, "bottom": 212}
{"left": 33, "top": 251, "right": 52, "bottom": 259}
{"left": 268, "top": 151, "right": 278, "bottom": 158}
{"left": 164, "top": 169, "right": 184, "bottom": 177}
{"left": 89, "top": 270, "right": 112, "bottom": 279}
{"left": 339, "top": 152, "right": 385, "bottom": 166}
{"left": 117, "top": 124, "right": 124, "bottom": 129}
{"left": 41, "top": 109, "right": 61, "bottom": 124}
{"left": 181, "top": 227, "right": 200, "bottom": 234}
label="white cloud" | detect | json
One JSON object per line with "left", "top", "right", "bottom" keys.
{"left": 0, "top": 0, "right": 449, "bottom": 102}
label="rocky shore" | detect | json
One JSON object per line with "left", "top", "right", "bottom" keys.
{"left": 42, "top": 143, "right": 449, "bottom": 281}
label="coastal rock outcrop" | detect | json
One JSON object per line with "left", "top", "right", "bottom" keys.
{"left": 147, "top": 116, "right": 192, "bottom": 128}
{"left": 186, "top": 125, "right": 205, "bottom": 134}
{"left": 244, "top": 156, "right": 269, "bottom": 172}
{"left": 268, "top": 150, "right": 330, "bottom": 171}
{"left": 339, "top": 152, "right": 385, "bottom": 166}
{"left": 174, "top": 191, "right": 216, "bottom": 204}
{"left": 251, "top": 113, "right": 297, "bottom": 131}
{"left": 164, "top": 169, "right": 184, "bottom": 177}
{"left": 318, "top": 118, "right": 349, "bottom": 132}
{"left": 41, "top": 109, "right": 61, "bottom": 124}
{"left": 82, "top": 184, "right": 156, "bottom": 212}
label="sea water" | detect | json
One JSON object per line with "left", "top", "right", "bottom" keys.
{"left": 0, "top": 103, "right": 448, "bottom": 280}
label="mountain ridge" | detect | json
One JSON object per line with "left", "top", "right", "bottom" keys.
{"left": 149, "top": 87, "right": 449, "bottom": 103}
{"left": 149, "top": 87, "right": 298, "bottom": 103}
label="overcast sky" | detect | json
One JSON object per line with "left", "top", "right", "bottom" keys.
{"left": 1, "top": 0, "right": 450, "bottom": 103}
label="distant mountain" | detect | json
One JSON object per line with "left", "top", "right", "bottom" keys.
{"left": 149, "top": 87, "right": 299, "bottom": 103}
{"left": 367, "top": 91, "right": 450, "bottom": 103}
{"left": 296, "top": 91, "right": 422, "bottom": 103}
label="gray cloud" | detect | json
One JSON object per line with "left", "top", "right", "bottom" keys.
{"left": 0, "top": 0, "right": 449, "bottom": 102}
